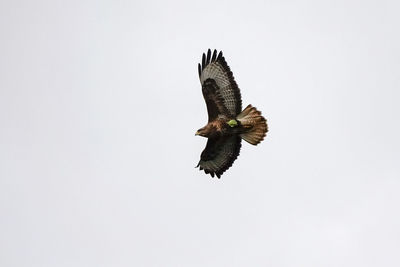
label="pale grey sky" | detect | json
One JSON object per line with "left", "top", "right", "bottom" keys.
{"left": 1, "top": 0, "right": 400, "bottom": 266}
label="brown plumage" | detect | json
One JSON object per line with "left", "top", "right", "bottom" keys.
{"left": 196, "top": 49, "right": 268, "bottom": 178}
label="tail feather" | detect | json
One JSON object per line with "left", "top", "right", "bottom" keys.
{"left": 237, "top": 104, "right": 268, "bottom": 145}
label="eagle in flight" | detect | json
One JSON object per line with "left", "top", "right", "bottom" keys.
{"left": 196, "top": 49, "right": 268, "bottom": 178}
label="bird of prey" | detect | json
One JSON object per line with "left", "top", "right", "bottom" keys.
{"left": 195, "top": 49, "right": 268, "bottom": 178}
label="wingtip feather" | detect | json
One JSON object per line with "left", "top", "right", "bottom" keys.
{"left": 217, "top": 51, "right": 223, "bottom": 60}
{"left": 211, "top": 49, "right": 217, "bottom": 62}
{"left": 198, "top": 63, "right": 201, "bottom": 78}
{"left": 206, "top": 49, "right": 211, "bottom": 65}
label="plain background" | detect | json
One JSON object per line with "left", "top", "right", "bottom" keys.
{"left": 1, "top": 0, "right": 399, "bottom": 266}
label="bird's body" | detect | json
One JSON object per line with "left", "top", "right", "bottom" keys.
{"left": 196, "top": 49, "right": 268, "bottom": 178}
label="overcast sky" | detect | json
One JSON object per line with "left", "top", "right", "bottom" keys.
{"left": 1, "top": 0, "right": 400, "bottom": 266}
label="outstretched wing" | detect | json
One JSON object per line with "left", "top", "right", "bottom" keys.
{"left": 198, "top": 49, "right": 242, "bottom": 122}
{"left": 197, "top": 135, "right": 242, "bottom": 178}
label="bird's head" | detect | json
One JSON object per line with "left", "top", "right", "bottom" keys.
{"left": 196, "top": 124, "right": 217, "bottom": 138}
{"left": 195, "top": 127, "right": 207, "bottom": 137}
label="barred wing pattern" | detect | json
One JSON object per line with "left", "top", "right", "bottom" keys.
{"left": 198, "top": 49, "right": 242, "bottom": 120}
{"left": 197, "top": 136, "right": 242, "bottom": 178}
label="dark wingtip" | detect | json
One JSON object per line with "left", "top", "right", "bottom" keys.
{"left": 206, "top": 49, "right": 211, "bottom": 65}
{"left": 211, "top": 49, "right": 217, "bottom": 62}
{"left": 217, "top": 51, "right": 223, "bottom": 60}
{"left": 199, "top": 49, "right": 224, "bottom": 81}
{"left": 198, "top": 63, "right": 201, "bottom": 78}
{"left": 199, "top": 49, "right": 220, "bottom": 74}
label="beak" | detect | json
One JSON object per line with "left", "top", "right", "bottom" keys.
{"left": 195, "top": 131, "right": 200, "bottom": 136}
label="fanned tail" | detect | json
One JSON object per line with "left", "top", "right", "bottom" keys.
{"left": 237, "top": 104, "right": 268, "bottom": 145}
